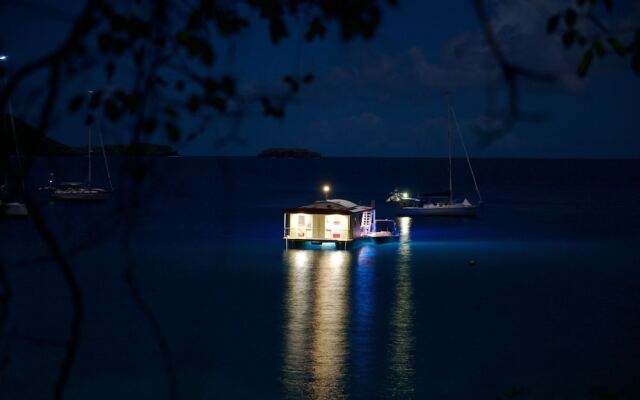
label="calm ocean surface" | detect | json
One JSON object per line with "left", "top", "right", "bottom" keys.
{"left": 2, "top": 157, "right": 640, "bottom": 399}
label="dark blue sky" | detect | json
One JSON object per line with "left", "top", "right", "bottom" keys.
{"left": 1, "top": 1, "right": 639, "bottom": 158}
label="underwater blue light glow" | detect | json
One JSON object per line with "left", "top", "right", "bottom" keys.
{"left": 353, "top": 245, "right": 376, "bottom": 393}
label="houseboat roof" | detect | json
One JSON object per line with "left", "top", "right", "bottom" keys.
{"left": 284, "top": 199, "right": 374, "bottom": 215}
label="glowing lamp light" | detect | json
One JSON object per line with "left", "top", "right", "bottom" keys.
{"left": 322, "top": 184, "right": 331, "bottom": 200}
{"left": 0, "top": 55, "right": 7, "bottom": 61}
{"left": 402, "top": 192, "right": 409, "bottom": 199}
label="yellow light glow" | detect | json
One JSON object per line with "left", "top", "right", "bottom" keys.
{"left": 329, "top": 251, "right": 344, "bottom": 268}
{"left": 399, "top": 216, "right": 411, "bottom": 242}
{"left": 402, "top": 192, "right": 409, "bottom": 199}
{"left": 294, "top": 250, "right": 309, "bottom": 268}
{"left": 323, "top": 185, "right": 331, "bottom": 193}
{"left": 283, "top": 250, "right": 352, "bottom": 399}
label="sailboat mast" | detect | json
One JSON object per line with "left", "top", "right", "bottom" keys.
{"left": 447, "top": 94, "right": 453, "bottom": 204}
{"left": 451, "top": 106, "right": 483, "bottom": 204}
{"left": 96, "top": 110, "right": 113, "bottom": 191}
{"left": 87, "top": 91, "right": 92, "bottom": 187}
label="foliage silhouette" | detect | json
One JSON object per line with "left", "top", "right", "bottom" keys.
{"left": 0, "top": 1, "right": 395, "bottom": 399}
{"left": 546, "top": 0, "right": 640, "bottom": 77}
{"left": 0, "top": 1, "right": 637, "bottom": 399}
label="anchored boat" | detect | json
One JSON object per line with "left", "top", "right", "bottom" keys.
{"left": 368, "top": 219, "right": 399, "bottom": 244}
{"left": 44, "top": 180, "right": 110, "bottom": 201}
{"left": 388, "top": 94, "right": 482, "bottom": 217}
{"left": 0, "top": 200, "right": 27, "bottom": 217}
{"left": 42, "top": 91, "right": 113, "bottom": 201}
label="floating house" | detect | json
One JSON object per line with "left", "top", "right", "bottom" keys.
{"left": 283, "top": 199, "right": 375, "bottom": 249}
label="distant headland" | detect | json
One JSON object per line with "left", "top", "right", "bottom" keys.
{"left": 1, "top": 113, "right": 178, "bottom": 156}
{"left": 257, "top": 148, "right": 321, "bottom": 159}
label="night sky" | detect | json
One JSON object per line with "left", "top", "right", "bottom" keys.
{"left": 1, "top": 0, "right": 639, "bottom": 158}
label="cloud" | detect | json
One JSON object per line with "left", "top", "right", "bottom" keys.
{"left": 345, "top": 111, "right": 382, "bottom": 129}
{"left": 309, "top": 0, "right": 598, "bottom": 100}
{"left": 317, "top": 45, "right": 495, "bottom": 96}
{"left": 304, "top": 111, "right": 394, "bottom": 155}
{"left": 309, "top": 111, "right": 384, "bottom": 136}
{"left": 233, "top": 1, "right": 639, "bottom": 156}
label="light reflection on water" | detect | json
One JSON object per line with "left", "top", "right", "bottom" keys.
{"left": 353, "top": 245, "right": 376, "bottom": 396}
{"left": 386, "top": 217, "right": 415, "bottom": 397}
{"left": 283, "top": 250, "right": 351, "bottom": 399}
{"left": 282, "top": 220, "right": 415, "bottom": 399}
{"left": 283, "top": 250, "right": 314, "bottom": 398}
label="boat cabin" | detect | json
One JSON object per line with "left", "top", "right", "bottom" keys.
{"left": 283, "top": 199, "right": 375, "bottom": 249}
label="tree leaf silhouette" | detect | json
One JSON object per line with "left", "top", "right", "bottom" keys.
{"left": 577, "top": 49, "right": 593, "bottom": 77}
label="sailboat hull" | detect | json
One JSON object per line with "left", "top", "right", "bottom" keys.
{"left": 44, "top": 102, "right": 114, "bottom": 201}
{"left": 397, "top": 204, "right": 477, "bottom": 217}
{"left": 49, "top": 188, "right": 109, "bottom": 201}
{"left": 368, "top": 233, "right": 400, "bottom": 244}
{"left": 0, "top": 202, "right": 28, "bottom": 217}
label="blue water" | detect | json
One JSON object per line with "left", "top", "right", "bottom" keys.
{"left": 2, "top": 157, "right": 640, "bottom": 399}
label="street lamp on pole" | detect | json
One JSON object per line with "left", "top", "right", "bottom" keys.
{"left": 322, "top": 184, "right": 331, "bottom": 200}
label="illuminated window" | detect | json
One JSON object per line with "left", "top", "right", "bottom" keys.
{"left": 325, "top": 214, "right": 348, "bottom": 240}
{"left": 290, "top": 213, "right": 312, "bottom": 238}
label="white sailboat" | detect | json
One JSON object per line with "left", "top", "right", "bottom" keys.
{"left": 388, "top": 95, "right": 482, "bottom": 217}
{"left": 44, "top": 91, "right": 113, "bottom": 201}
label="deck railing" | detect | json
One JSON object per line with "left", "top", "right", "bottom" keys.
{"left": 283, "top": 227, "right": 351, "bottom": 241}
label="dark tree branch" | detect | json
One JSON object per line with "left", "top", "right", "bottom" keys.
{"left": 21, "top": 192, "right": 84, "bottom": 400}
{"left": 472, "top": 0, "right": 557, "bottom": 144}
{"left": 1, "top": 331, "right": 66, "bottom": 349}
{"left": 1, "top": 2, "right": 393, "bottom": 398}
{"left": 11, "top": 219, "right": 121, "bottom": 269}
{"left": 0, "top": 0, "right": 99, "bottom": 111}
{"left": 122, "top": 249, "right": 178, "bottom": 400}
{"left": 587, "top": 11, "right": 611, "bottom": 34}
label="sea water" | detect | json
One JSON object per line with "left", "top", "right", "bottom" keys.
{"left": 1, "top": 157, "right": 639, "bottom": 399}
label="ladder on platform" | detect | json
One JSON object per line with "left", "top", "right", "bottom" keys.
{"left": 361, "top": 210, "right": 375, "bottom": 234}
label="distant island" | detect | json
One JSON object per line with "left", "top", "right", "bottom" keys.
{"left": 257, "top": 148, "right": 321, "bottom": 159}
{"left": 1, "top": 113, "right": 178, "bottom": 156}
